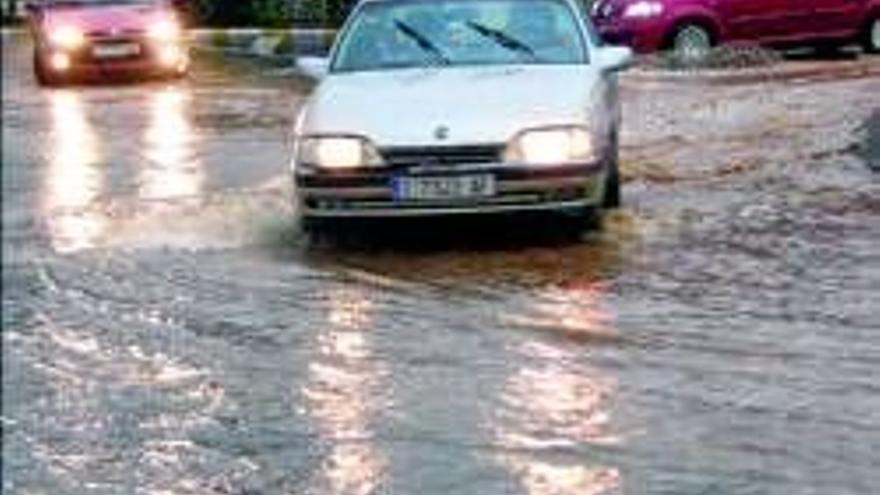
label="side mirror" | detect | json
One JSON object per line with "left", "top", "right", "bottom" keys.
{"left": 297, "top": 56, "right": 330, "bottom": 80}
{"left": 596, "top": 46, "right": 634, "bottom": 73}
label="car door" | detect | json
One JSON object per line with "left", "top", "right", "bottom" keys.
{"left": 718, "top": 0, "right": 800, "bottom": 42}
{"left": 796, "top": 0, "right": 864, "bottom": 38}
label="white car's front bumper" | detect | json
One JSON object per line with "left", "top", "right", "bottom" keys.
{"left": 294, "top": 158, "right": 608, "bottom": 219}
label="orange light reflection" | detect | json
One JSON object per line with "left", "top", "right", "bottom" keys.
{"left": 303, "top": 287, "right": 389, "bottom": 495}
{"left": 140, "top": 88, "right": 202, "bottom": 203}
{"left": 494, "top": 283, "right": 622, "bottom": 495}
{"left": 44, "top": 91, "right": 107, "bottom": 253}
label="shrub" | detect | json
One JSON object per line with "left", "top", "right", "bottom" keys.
{"left": 210, "top": 29, "right": 231, "bottom": 47}
{"left": 195, "top": 0, "right": 353, "bottom": 28}
{"left": 252, "top": 0, "right": 292, "bottom": 28}
{"left": 274, "top": 32, "right": 296, "bottom": 55}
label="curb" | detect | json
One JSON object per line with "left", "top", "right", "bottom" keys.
{"left": 626, "top": 46, "right": 880, "bottom": 84}
{"left": 625, "top": 56, "right": 880, "bottom": 85}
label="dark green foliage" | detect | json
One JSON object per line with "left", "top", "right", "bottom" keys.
{"left": 274, "top": 32, "right": 296, "bottom": 54}
{"left": 196, "top": 0, "right": 352, "bottom": 27}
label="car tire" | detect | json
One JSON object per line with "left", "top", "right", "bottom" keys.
{"left": 34, "top": 52, "right": 62, "bottom": 87}
{"left": 164, "top": 69, "right": 188, "bottom": 82}
{"left": 300, "top": 216, "right": 337, "bottom": 245}
{"left": 562, "top": 207, "right": 602, "bottom": 238}
{"left": 670, "top": 23, "right": 713, "bottom": 63}
{"left": 863, "top": 16, "right": 880, "bottom": 54}
{"left": 812, "top": 41, "right": 845, "bottom": 58}
{"left": 603, "top": 164, "right": 621, "bottom": 209}
{"left": 603, "top": 132, "right": 622, "bottom": 209}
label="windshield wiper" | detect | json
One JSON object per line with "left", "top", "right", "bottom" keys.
{"left": 393, "top": 19, "right": 450, "bottom": 66}
{"left": 465, "top": 21, "right": 539, "bottom": 62}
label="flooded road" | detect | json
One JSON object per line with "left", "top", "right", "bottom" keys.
{"left": 3, "top": 32, "right": 880, "bottom": 494}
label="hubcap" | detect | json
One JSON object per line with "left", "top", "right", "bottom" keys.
{"left": 675, "top": 25, "right": 711, "bottom": 61}
{"left": 872, "top": 19, "right": 880, "bottom": 49}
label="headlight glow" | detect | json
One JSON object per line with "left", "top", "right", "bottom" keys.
{"left": 49, "top": 26, "right": 85, "bottom": 49}
{"left": 148, "top": 19, "right": 182, "bottom": 41}
{"left": 505, "top": 127, "right": 596, "bottom": 166}
{"left": 50, "top": 52, "right": 72, "bottom": 71}
{"left": 623, "top": 1, "right": 664, "bottom": 18}
{"left": 296, "top": 136, "right": 384, "bottom": 169}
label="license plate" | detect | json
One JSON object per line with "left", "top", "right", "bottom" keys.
{"left": 393, "top": 175, "right": 496, "bottom": 201}
{"left": 93, "top": 43, "right": 140, "bottom": 59}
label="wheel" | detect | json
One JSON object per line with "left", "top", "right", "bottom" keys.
{"left": 300, "top": 216, "right": 339, "bottom": 245}
{"left": 603, "top": 164, "right": 621, "bottom": 209}
{"left": 560, "top": 207, "right": 603, "bottom": 239}
{"left": 603, "top": 132, "right": 622, "bottom": 209}
{"left": 812, "top": 41, "right": 844, "bottom": 58}
{"left": 863, "top": 16, "right": 880, "bottom": 54}
{"left": 33, "top": 52, "right": 62, "bottom": 87}
{"left": 163, "top": 68, "right": 189, "bottom": 82}
{"left": 670, "top": 23, "right": 713, "bottom": 63}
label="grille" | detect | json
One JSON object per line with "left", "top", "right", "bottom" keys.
{"left": 86, "top": 28, "right": 145, "bottom": 38}
{"left": 75, "top": 36, "right": 148, "bottom": 63}
{"left": 380, "top": 145, "right": 502, "bottom": 168}
{"left": 76, "top": 42, "right": 147, "bottom": 63}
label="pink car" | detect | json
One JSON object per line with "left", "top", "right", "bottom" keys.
{"left": 591, "top": 0, "right": 880, "bottom": 59}
{"left": 26, "top": 0, "right": 190, "bottom": 86}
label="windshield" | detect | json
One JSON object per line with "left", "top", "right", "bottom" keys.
{"left": 332, "top": 0, "right": 589, "bottom": 73}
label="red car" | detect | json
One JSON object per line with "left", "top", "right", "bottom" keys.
{"left": 26, "top": 0, "right": 190, "bottom": 86}
{"left": 591, "top": 0, "right": 880, "bottom": 60}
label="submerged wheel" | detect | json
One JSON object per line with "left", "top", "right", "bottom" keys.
{"left": 603, "top": 164, "right": 621, "bottom": 209}
{"left": 812, "top": 41, "right": 845, "bottom": 57}
{"left": 671, "top": 23, "right": 713, "bottom": 63}
{"left": 603, "top": 131, "right": 622, "bottom": 209}
{"left": 33, "top": 51, "right": 68, "bottom": 87}
{"left": 863, "top": 16, "right": 880, "bottom": 54}
{"left": 33, "top": 52, "right": 60, "bottom": 87}
{"left": 561, "top": 207, "right": 603, "bottom": 239}
{"left": 164, "top": 68, "right": 189, "bottom": 81}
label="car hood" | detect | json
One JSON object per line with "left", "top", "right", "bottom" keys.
{"left": 299, "top": 65, "right": 602, "bottom": 147}
{"left": 44, "top": 4, "right": 168, "bottom": 32}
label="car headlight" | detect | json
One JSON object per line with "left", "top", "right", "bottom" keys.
{"left": 295, "top": 136, "right": 384, "bottom": 169}
{"left": 623, "top": 1, "right": 664, "bottom": 18}
{"left": 148, "top": 19, "right": 182, "bottom": 42}
{"left": 48, "top": 26, "right": 85, "bottom": 49}
{"left": 504, "top": 126, "right": 596, "bottom": 166}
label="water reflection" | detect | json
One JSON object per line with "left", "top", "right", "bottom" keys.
{"left": 505, "top": 284, "right": 618, "bottom": 342}
{"left": 140, "top": 88, "right": 202, "bottom": 203}
{"left": 493, "top": 284, "right": 622, "bottom": 495}
{"left": 44, "top": 91, "right": 106, "bottom": 253}
{"left": 303, "top": 287, "right": 390, "bottom": 495}
{"left": 26, "top": 321, "right": 221, "bottom": 491}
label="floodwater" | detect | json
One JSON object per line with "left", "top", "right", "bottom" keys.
{"left": 3, "top": 32, "right": 880, "bottom": 494}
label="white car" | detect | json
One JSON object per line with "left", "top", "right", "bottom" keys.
{"left": 290, "top": 0, "right": 633, "bottom": 232}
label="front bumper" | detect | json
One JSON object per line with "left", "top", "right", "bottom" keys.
{"left": 59, "top": 58, "right": 188, "bottom": 79}
{"left": 294, "top": 162, "right": 607, "bottom": 219}
{"left": 38, "top": 37, "right": 189, "bottom": 79}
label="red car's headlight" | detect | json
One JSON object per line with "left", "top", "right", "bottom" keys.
{"left": 48, "top": 26, "right": 85, "bottom": 49}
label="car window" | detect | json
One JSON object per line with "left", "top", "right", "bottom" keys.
{"left": 332, "top": 0, "right": 589, "bottom": 73}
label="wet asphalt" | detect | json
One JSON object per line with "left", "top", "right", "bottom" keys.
{"left": 3, "top": 32, "right": 880, "bottom": 494}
